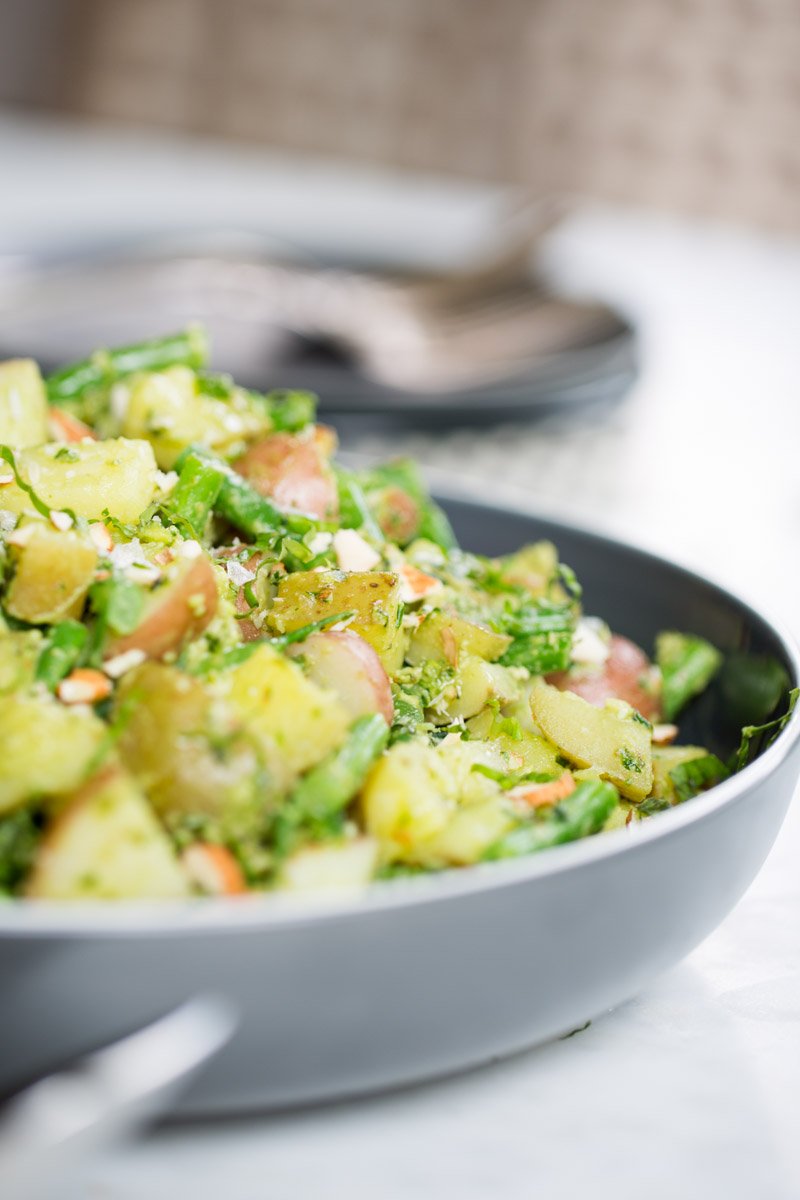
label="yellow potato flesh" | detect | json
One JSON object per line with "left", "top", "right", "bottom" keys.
{"left": 4, "top": 522, "right": 97, "bottom": 624}
{"left": 269, "top": 570, "right": 406, "bottom": 675}
{"left": 0, "top": 359, "right": 48, "bottom": 448}
{"left": 530, "top": 679, "right": 653, "bottom": 801}
{"left": 0, "top": 438, "right": 158, "bottom": 524}
{"left": 27, "top": 769, "right": 189, "bottom": 900}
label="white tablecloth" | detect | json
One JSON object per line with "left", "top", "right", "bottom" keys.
{"left": 3, "top": 113, "right": 799, "bottom": 1200}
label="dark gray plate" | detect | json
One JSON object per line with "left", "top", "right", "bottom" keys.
{"left": 0, "top": 236, "right": 637, "bottom": 426}
{"left": 0, "top": 487, "right": 797, "bottom": 1115}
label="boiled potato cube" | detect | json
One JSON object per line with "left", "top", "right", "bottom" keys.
{"left": 121, "top": 366, "right": 266, "bottom": 468}
{"left": 360, "top": 736, "right": 511, "bottom": 865}
{"left": 423, "top": 797, "right": 514, "bottom": 865}
{"left": 27, "top": 768, "right": 189, "bottom": 900}
{"left": 497, "top": 540, "right": 559, "bottom": 596}
{"left": 0, "top": 438, "right": 158, "bottom": 524}
{"left": 651, "top": 745, "right": 709, "bottom": 805}
{"left": 0, "top": 359, "right": 48, "bottom": 448}
{"left": 223, "top": 643, "right": 350, "bottom": 791}
{"left": 0, "top": 697, "right": 107, "bottom": 814}
{"left": 269, "top": 570, "right": 406, "bottom": 675}
{"left": 361, "top": 740, "right": 456, "bottom": 861}
{"left": 4, "top": 522, "right": 97, "bottom": 624}
{"left": 106, "top": 551, "right": 218, "bottom": 661}
{"left": 277, "top": 837, "right": 379, "bottom": 892}
{"left": 116, "top": 663, "right": 257, "bottom": 818}
{"left": 0, "top": 630, "right": 42, "bottom": 695}
{"left": 446, "top": 656, "right": 519, "bottom": 721}
{"left": 530, "top": 679, "right": 653, "bottom": 801}
{"left": 407, "top": 609, "right": 510, "bottom": 668}
{"left": 467, "top": 708, "right": 562, "bottom": 776}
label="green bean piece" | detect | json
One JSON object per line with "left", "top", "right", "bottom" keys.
{"left": 45, "top": 327, "right": 209, "bottom": 403}
{"left": 266, "top": 389, "right": 317, "bottom": 432}
{"left": 0, "top": 809, "right": 41, "bottom": 894}
{"left": 484, "top": 779, "right": 619, "bottom": 860}
{"left": 35, "top": 620, "right": 89, "bottom": 690}
{"left": 288, "top": 714, "right": 390, "bottom": 825}
{"left": 718, "top": 653, "right": 790, "bottom": 729}
{"left": 733, "top": 687, "right": 799, "bottom": 772}
{"left": 417, "top": 502, "right": 458, "bottom": 553}
{"left": 182, "top": 445, "right": 316, "bottom": 538}
{"left": 271, "top": 611, "right": 355, "bottom": 650}
{"left": 216, "top": 469, "right": 289, "bottom": 536}
{"left": 335, "top": 468, "right": 383, "bottom": 541}
{"left": 164, "top": 452, "right": 226, "bottom": 539}
{"left": 495, "top": 598, "right": 576, "bottom": 676}
{"left": 656, "top": 632, "right": 723, "bottom": 721}
{"left": 668, "top": 754, "right": 729, "bottom": 803}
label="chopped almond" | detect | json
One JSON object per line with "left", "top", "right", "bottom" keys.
{"left": 398, "top": 562, "right": 442, "bottom": 603}
{"left": 652, "top": 723, "right": 679, "bottom": 745}
{"left": 6, "top": 525, "right": 37, "bottom": 548}
{"left": 48, "top": 409, "right": 97, "bottom": 443}
{"left": 440, "top": 626, "right": 459, "bottom": 669}
{"left": 182, "top": 843, "right": 247, "bottom": 896}
{"left": 332, "top": 529, "right": 381, "bottom": 572}
{"left": 102, "top": 649, "right": 147, "bottom": 679}
{"left": 509, "top": 772, "right": 576, "bottom": 809}
{"left": 49, "top": 510, "right": 74, "bottom": 532}
{"left": 88, "top": 523, "right": 114, "bottom": 553}
{"left": 57, "top": 668, "right": 113, "bottom": 705}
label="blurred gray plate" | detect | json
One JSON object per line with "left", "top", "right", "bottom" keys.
{"left": 0, "top": 233, "right": 637, "bottom": 425}
{"left": 0, "top": 484, "right": 797, "bottom": 1117}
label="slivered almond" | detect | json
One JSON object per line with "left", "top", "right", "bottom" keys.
{"left": 88, "top": 523, "right": 114, "bottom": 553}
{"left": 398, "top": 562, "right": 442, "bottom": 603}
{"left": 508, "top": 772, "right": 576, "bottom": 809}
{"left": 48, "top": 409, "right": 96, "bottom": 443}
{"left": 332, "top": 529, "right": 381, "bottom": 572}
{"left": 57, "top": 669, "right": 112, "bottom": 705}
{"left": 182, "top": 843, "right": 247, "bottom": 896}
{"left": 652, "top": 723, "right": 679, "bottom": 745}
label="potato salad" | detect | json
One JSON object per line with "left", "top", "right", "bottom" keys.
{"left": 0, "top": 329, "right": 780, "bottom": 900}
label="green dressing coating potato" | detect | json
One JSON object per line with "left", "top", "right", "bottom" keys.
{"left": 115, "top": 662, "right": 257, "bottom": 818}
{"left": 269, "top": 569, "right": 406, "bottom": 675}
{"left": 407, "top": 609, "right": 511, "bottom": 669}
{"left": 121, "top": 366, "right": 268, "bottom": 469}
{"left": 0, "top": 359, "right": 48, "bottom": 448}
{"left": 4, "top": 522, "right": 97, "bottom": 624}
{"left": 0, "top": 438, "right": 159, "bottom": 524}
{"left": 105, "top": 552, "right": 218, "bottom": 661}
{"left": 0, "top": 697, "right": 106, "bottom": 814}
{"left": 222, "top": 643, "right": 351, "bottom": 792}
{"left": 360, "top": 738, "right": 514, "bottom": 866}
{"left": 26, "top": 767, "right": 189, "bottom": 900}
{"left": 530, "top": 679, "right": 653, "bottom": 801}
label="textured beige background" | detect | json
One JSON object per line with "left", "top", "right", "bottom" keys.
{"left": 54, "top": 0, "right": 800, "bottom": 232}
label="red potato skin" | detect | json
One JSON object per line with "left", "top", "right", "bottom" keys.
{"left": 374, "top": 487, "right": 422, "bottom": 545}
{"left": 234, "top": 585, "right": 262, "bottom": 643}
{"left": 215, "top": 547, "right": 266, "bottom": 642}
{"left": 546, "top": 634, "right": 662, "bottom": 722}
{"left": 287, "top": 630, "right": 394, "bottom": 725}
{"left": 107, "top": 555, "right": 218, "bottom": 660}
{"left": 233, "top": 432, "right": 339, "bottom": 522}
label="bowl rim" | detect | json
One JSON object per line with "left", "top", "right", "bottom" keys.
{"left": 2, "top": 478, "right": 798, "bottom": 939}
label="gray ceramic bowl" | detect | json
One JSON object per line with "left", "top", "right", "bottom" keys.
{"left": 1, "top": 488, "right": 798, "bottom": 1115}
